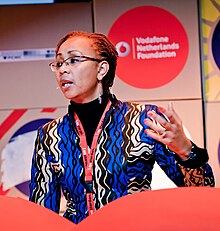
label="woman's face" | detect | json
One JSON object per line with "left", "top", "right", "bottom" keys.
{"left": 55, "top": 36, "right": 101, "bottom": 103}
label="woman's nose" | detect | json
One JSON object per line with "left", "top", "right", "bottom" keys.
{"left": 59, "top": 63, "right": 70, "bottom": 74}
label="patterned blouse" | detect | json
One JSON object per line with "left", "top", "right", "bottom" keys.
{"left": 29, "top": 95, "right": 215, "bottom": 224}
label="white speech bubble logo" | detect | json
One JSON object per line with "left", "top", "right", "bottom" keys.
{"left": 116, "top": 41, "right": 130, "bottom": 57}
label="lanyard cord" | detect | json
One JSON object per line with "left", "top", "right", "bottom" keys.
{"left": 74, "top": 100, "right": 111, "bottom": 215}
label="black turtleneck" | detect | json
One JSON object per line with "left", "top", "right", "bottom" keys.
{"left": 70, "top": 94, "right": 109, "bottom": 147}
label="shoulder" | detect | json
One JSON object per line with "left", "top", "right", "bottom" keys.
{"left": 39, "top": 114, "right": 68, "bottom": 131}
{"left": 111, "top": 95, "right": 159, "bottom": 113}
{"left": 118, "top": 100, "right": 158, "bottom": 112}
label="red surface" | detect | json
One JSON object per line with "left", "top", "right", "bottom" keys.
{"left": 0, "top": 196, "right": 76, "bottom": 231}
{"left": 1, "top": 188, "right": 220, "bottom": 230}
{"left": 77, "top": 187, "right": 220, "bottom": 231}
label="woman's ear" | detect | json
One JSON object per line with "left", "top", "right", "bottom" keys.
{"left": 97, "top": 61, "right": 109, "bottom": 81}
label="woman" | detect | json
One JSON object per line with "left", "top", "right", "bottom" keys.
{"left": 29, "top": 31, "right": 215, "bottom": 224}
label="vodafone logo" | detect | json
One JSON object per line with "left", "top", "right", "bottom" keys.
{"left": 116, "top": 41, "right": 130, "bottom": 57}
{"left": 108, "top": 6, "right": 189, "bottom": 89}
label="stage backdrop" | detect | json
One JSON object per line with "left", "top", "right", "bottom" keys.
{"left": 93, "top": 0, "right": 210, "bottom": 174}
{"left": 0, "top": 2, "right": 93, "bottom": 209}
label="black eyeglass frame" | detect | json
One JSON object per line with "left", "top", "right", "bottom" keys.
{"left": 49, "top": 54, "right": 103, "bottom": 72}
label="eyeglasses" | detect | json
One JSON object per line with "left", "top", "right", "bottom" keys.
{"left": 49, "top": 51, "right": 103, "bottom": 72}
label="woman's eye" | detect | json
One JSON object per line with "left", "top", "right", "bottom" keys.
{"left": 69, "top": 57, "right": 80, "bottom": 64}
{"left": 56, "top": 62, "right": 63, "bottom": 68}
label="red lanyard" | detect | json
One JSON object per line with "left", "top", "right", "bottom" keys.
{"left": 74, "top": 100, "right": 111, "bottom": 215}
